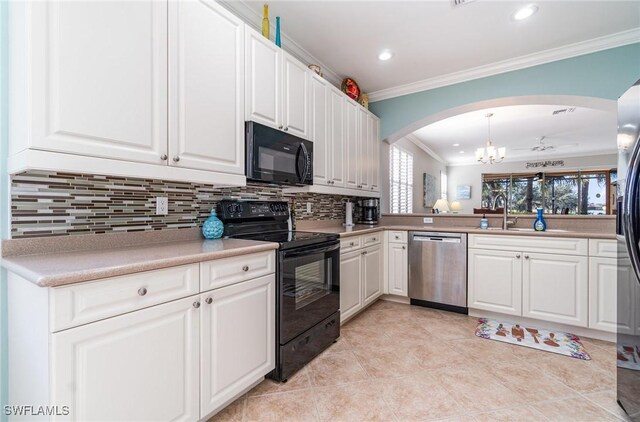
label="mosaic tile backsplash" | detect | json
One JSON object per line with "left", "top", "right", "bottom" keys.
{"left": 10, "top": 171, "right": 369, "bottom": 238}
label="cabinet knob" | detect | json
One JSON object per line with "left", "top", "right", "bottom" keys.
{"left": 371, "top": 187, "right": 374, "bottom": 190}
{"left": 372, "top": 237, "right": 377, "bottom": 241}
{"left": 350, "top": 242, "right": 355, "bottom": 246}
{"left": 395, "top": 235, "right": 400, "bottom": 239}
{"left": 173, "top": 156, "right": 180, "bottom": 162}
{"left": 402, "top": 246, "right": 406, "bottom": 250}
{"left": 193, "top": 301, "right": 200, "bottom": 308}
{"left": 284, "top": 127, "right": 289, "bottom": 131}
{"left": 160, "top": 154, "right": 168, "bottom": 161}
{"left": 242, "top": 265, "right": 249, "bottom": 272}
{"left": 205, "top": 297, "right": 213, "bottom": 304}
{"left": 516, "top": 254, "right": 521, "bottom": 259}
{"left": 524, "top": 255, "right": 530, "bottom": 259}
{"left": 138, "top": 287, "right": 147, "bottom": 296}
{"left": 278, "top": 125, "right": 283, "bottom": 130}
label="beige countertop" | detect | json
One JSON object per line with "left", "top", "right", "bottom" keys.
{"left": 1, "top": 238, "right": 278, "bottom": 288}
{"left": 307, "top": 224, "right": 616, "bottom": 240}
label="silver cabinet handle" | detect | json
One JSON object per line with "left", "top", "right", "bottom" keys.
{"left": 138, "top": 287, "right": 147, "bottom": 296}
{"left": 242, "top": 265, "right": 249, "bottom": 272}
{"left": 173, "top": 156, "right": 180, "bottom": 162}
{"left": 160, "top": 154, "right": 167, "bottom": 161}
{"left": 516, "top": 254, "right": 521, "bottom": 259}
{"left": 205, "top": 297, "right": 213, "bottom": 304}
{"left": 193, "top": 301, "right": 200, "bottom": 308}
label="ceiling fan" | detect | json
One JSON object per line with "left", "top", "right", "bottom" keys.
{"left": 514, "top": 136, "right": 578, "bottom": 153}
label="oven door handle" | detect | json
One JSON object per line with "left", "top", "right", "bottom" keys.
{"left": 282, "top": 242, "right": 340, "bottom": 258}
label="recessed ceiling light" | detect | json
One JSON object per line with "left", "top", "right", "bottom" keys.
{"left": 459, "top": 150, "right": 465, "bottom": 154}
{"left": 378, "top": 50, "right": 393, "bottom": 61}
{"left": 453, "top": 143, "right": 460, "bottom": 147}
{"left": 513, "top": 4, "right": 538, "bottom": 21}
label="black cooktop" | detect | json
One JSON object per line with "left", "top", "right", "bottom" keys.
{"left": 230, "top": 230, "right": 338, "bottom": 250}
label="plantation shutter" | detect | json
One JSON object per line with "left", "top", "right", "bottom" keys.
{"left": 390, "top": 146, "right": 413, "bottom": 213}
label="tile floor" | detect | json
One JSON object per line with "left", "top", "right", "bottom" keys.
{"left": 210, "top": 300, "right": 626, "bottom": 422}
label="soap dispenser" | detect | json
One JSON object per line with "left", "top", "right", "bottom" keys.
{"left": 534, "top": 207, "right": 547, "bottom": 231}
{"left": 480, "top": 214, "right": 489, "bottom": 230}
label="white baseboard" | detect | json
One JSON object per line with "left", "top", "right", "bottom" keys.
{"left": 380, "top": 294, "right": 410, "bottom": 304}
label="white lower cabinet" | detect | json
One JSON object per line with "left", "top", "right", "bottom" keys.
{"left": 387, "top": 237, "right": 408, "bottom": 297}
{"left": 340, "top": 250, "right": 364, "bottom": 322}
{"left": 522, "top": 253, "right": 588, "bottom": 327}
{"left": 52, "top": 296, "right": 200, "bottom": 422}
{"left": 468, "top": 248, "right": 522, "bottom": 316}
{"left": 339, "top": 238, "right": 382, "bottom": 323}
{"left": 590, "top": 256, "right": 634, "bottom": 333}
{"left": 363, "top": 245, "right": 383, "bottom": 305}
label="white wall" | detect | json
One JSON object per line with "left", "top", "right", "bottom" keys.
{"left": 381, "top": 137, "right": 447, "bottom": 213}
{"left": 447, "top": 153, "right": 617, "bottom": 214}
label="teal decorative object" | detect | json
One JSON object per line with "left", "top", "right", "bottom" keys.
{"left": 202, "top": 210, "right": 224, "bottom": 239}
{"left": 275, "top": 16, "right": 281, "bottom": 47}
{"left": 533, "top": 207, "right": 547, "bottom": 231}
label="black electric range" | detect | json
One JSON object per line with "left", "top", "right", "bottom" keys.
{"left": 217, "top": 200, "right": 340, "bottom": 382}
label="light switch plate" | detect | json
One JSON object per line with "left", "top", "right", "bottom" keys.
{"left": 156, "top": 197, "right": 168, "bottom": 215}
{"left": 423, "top": 217, "right": 433, "bottom": 224}
{"left": 306, "top": 202, "right": 312, "bottom": 213}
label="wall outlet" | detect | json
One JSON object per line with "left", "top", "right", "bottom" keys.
{"left": 156, "top": 197, "right": 169, "bottom": 215}
{"left": 306, "top": 202, "right": 312, "bottom": 213}
{"left": 423, "top": 217, "right": 433, "bottom": 224}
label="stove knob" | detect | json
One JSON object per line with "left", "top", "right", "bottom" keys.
{"left": 227, "top": 204, "right": 235, "bottom": 213}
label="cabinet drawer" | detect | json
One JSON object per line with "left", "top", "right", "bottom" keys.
{"left": 468, "top": 234, "right": 588, "bottom": 256}
{"left": 363, "top": 232, "right": 382, "bottom": 246}
{"left": 51, "top": 264, "right": 200, "bottom": 332}
{"left": 589, "top": 239, "right": 617, "bottom": 258}
{"left": 388, "top": 230, "right": 408, "bottom": 244}
{"left": 340, "top": 236, "right": 362, "bottom": 253}
{"left": 200, "top": 251, "right": 275, "bottom": 292}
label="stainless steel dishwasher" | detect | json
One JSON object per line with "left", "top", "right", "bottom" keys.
{"left": 408, "top": 232, "right": 468, "bottom": 314}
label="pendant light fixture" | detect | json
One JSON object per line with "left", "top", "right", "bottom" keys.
{"left": 476, "top": 113, "right": 506, "bottom": 164}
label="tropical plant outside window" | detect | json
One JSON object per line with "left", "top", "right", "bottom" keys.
{"left": 481, "top": 169, "right": 616, "bottom": 215}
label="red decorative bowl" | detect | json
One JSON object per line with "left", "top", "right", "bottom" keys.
{"left": 341, "top": 78, "right": 360, "bottom": 101}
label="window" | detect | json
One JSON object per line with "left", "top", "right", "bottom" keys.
{"left": 481, "top": 169, "right": 615, "bottom": 215}
{"left": 390, "top": 145, "right": 413, "bottom": 213}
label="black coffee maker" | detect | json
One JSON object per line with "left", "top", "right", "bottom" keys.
{"left": 357, "top": 199, "right": 380, "bottom": 225}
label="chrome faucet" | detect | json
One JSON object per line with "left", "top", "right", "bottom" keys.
{"left": 491, "top": 192, "right": 516, "bottom": 230}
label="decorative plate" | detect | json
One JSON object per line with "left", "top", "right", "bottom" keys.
{"left": 341, "top": 78, "right": 360, "bottom": 101}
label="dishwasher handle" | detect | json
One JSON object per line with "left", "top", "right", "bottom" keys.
{"left": 412, "top": 235, "right": 461, "bottom": 243}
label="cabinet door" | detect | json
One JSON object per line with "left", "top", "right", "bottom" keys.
{"left": 369, "top": 115, "right": 380, "bottom": 192}
{"left": 590, "top": 257, "right": 633, "bottom": 333}
{"left": 340, "top": 250, "right": 363, "bottom": 323}
{"left": 357, "top": 108, "right": 370, "bottom": 190}
{"left": 52, "top": 296, "right": 199, "bottom": 422}
{"left": 468, "top": 249, "right": 522, "bottom": 316}
{"left": 388, "top": 243, "right": 408, "bottom": 297}
{"left": 363, "top": 245, "right": 383, "bottom": 305}
{"left": 344, "top": 100, "right": 359, "bottom": 189}
{"left": 168, "top": 0, "right": 244, "bottom": 174}
{"left": 245, "top": 28, "right": 280, "bottom": 129}
{"left": 310, "top": 75, "right": 329, "bottom": 185}
{"left": 282, "top": 52, "right": 309, "bottom": 139}
{"left": 329, "top": 88, "right": 346, "bottom": 187}
{"left": 201, "top": 275, "right": 275, "bottom": 417}
{"left": 523, "top": 253, "right": 588, "bottom": 327}
{"left": 30, "top": 1, "right": 167, "bottom": 164}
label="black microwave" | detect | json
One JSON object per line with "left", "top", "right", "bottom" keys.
{"left": 246, "top": 121, "right": 313, "bottom": 186}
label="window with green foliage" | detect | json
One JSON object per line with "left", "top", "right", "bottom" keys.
{"left": 481, "top": 169, "right": 615, "bottom": 215}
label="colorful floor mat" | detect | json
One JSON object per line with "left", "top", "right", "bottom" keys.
{"left": 475, "top": 318, "right": 591, "bottom": 360}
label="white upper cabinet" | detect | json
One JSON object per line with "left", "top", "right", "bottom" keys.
{"left": 169, "top": 0, "right": 244, "bottom": 174}
{"left": 357, "top": 108, "right": 370, "bottom": 190}
{"left": 244, "top": 28, "right": 281, "bottom": 129}
{"left": 329, "top": 88, "right": 346, "bottom": 187}
{"left": 282, "top": 52, "right": 310, "bottom": 139}
{"left": 344, "top": 100, "right": 360, "bottom": 190}
{"left": 310, "top": 75, "right": 329, "bottom": 185}
{"left": 25, "top": 1, "right": 168, "bottom": 164}
{"left": 368, "top": 115, "right": 380, "bottom": 192}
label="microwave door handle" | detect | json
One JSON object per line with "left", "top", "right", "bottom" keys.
{"left": 300, "top": 143, "right": 310, "bottom": 182}
{"left": 295, "top": 144, "right": 304, "bottom": 182}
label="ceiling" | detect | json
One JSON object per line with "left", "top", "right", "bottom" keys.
{"left": 243, "top": 1, "right": 640, "bottom": 96}
{"left": 411, "top": 104, "right": 618, "bottom": 165}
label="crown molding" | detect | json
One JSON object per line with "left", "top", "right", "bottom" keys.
{"left": 369, "top": 28, "right": 640, "bottom": 103}
{"left": 403, "top": 134, "right": 448, "bottom": 165}
{"left": 218, "top": 0, "right": 342, "bottom": 88}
